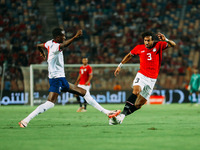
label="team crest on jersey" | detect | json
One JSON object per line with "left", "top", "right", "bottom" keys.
{"left": 153, "top": 48, "right": 157, "bottom": 52}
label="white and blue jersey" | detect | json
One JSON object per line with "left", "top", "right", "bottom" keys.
{"left": 44, "top": 40, "right": 69, "bottom": 94}
{"left": 44, "top": 40, "right": 65, "bottom": 78}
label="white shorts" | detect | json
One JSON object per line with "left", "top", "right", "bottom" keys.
{"left": 132, "top": 73, "right": 157, "bottom": 100}
{"left": 78, "top": 84, "right": 91, "bottom": 91}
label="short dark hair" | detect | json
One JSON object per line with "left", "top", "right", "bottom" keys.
{"left": 141, "top": 31, "right": 155, "bottom": 40}
{"left": 52, "top": 28, "right": 64, "bottom": 38}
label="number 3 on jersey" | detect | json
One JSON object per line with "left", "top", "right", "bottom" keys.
{"left": 135, "top": 78, "right": 140, "bottom": 83}
{"left": 147, "top": 53, "right": 152, "bottom": 60}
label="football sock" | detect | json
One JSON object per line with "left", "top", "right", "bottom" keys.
{"left": 84, "top": 90, "right": 109, "bottom": 114}
{"left": 76, "top": 96, "right": 82, "bottom": 107}
{"left": 23, "top": 101, "right": 55, "bottom": 123}
{"left": 83, "top": 99, "right": 87, "bottom": 109}
{"left": 122, "top": 93, "right": 138, "bottom": 116}
{"left": 189, "top": 95, "right": 192, "bottom": 103}
{"left": 120, "top": 114, "right": 126, "bottom": 120}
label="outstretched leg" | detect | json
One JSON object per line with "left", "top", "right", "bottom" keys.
{"left": 19, "top": 92, "right": 58, "bottom": 128}
{"left": 67, "top": 83, "right": 112, "bottom": 115}
{"left": 109, "top": 85, "right": 148, "bottom": 125}
{"left": 121, "top": 85, "right": 143, "bottom": 116}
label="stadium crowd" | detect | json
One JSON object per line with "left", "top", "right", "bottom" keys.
{"left": 0, "top": 0, "right": 199, "bottom": 91}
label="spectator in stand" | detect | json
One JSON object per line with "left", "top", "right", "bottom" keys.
{"left": 1, "top": 0, "right": 200, "bottom": 91}
{"left": 113, "top": 81, "right": 122, "bottom": 91}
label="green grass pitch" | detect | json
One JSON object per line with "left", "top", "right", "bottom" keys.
{"left": 0, "top": 104, "right": 200, "bottom": 150}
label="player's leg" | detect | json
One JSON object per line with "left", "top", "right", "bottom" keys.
{"left": 110, "top": 90, "right": 148, "bottom": 125}
{"left": 77, "top": 85, "right": 88, "bottom": 112}
{"left": 82, "top": 98, "right": 87, "bottom": 112}
{"left": 19, "top": 92, "right": 58, "bottom": 128}
{"left": 75, "top": 94, "right": 83, "bottom": 112}
{"left": 109, "top": 85, "right": 141, "bottom": 125}
{"left": 197, "top": 92, "right": 200, "bottom": 104}
{"left": 195, "top": 91, "right": 199, "bottom": 104}
{"left": 117, "top": 73, "right": 144, "bottom": 118}
{"left": 121, "top": 85, "right": 141, "bottom": 116}
{"left": 189, "top": 88, "right": 199, "bottom": 104}
{"left": 66, "top": 82, "right": 120, "bottom": 115}
{"left": 134, "top": 94, "right": 147, "bottom": 108}
{"left": 84, "top": 85, "right": 90, "bottom": 111}
{"left": 188, "top": 89, "right": 193, "bottom": 104}
{"left": 67, "top": 82, "right": 111, "bottom": 114}
{"left": 109, "top": 73, "right": 156, "bottom": 125}
{"left": 19, "top": 78, "right": 61, "bottom": 128}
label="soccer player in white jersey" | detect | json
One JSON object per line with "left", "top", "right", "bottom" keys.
{"left": 19, "top": 28, "right": 120, "bottom": 128}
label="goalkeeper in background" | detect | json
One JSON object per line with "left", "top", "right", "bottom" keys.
{"left": 188, "top": 67, "right": 200, "bottom": 104}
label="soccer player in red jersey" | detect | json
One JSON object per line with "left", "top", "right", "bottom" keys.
{"left": 109, "top": 31, "right": 176, "bottom": 125}
{"left": 75, "top": 57, "right": 93, "bottom": 112}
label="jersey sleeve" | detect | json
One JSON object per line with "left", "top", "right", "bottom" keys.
{"left": 44, "top": 41, "right": 61, "bottom": 52}
{"left": 44, "top": 42, "right": 48, "bottom": 49}
{"left": 159, "top": 41, "right": 168, "bottom": 50}
{"left": 51, "top": 43, "right": 61, "bottom": 53}
{"left": 130, "top": 45, "right": 140, "bottom": 56}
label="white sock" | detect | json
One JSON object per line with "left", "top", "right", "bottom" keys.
{"left": 84, "top": 90, "right": 110, "bottom": 114}
{"left": 23, "top": 101, "right": 55, "bottom": 123}
{"left": 120, "top": 114, "right": 125, "bottom": 120}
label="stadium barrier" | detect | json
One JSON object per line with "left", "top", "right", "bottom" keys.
{"left": 1, "top": 89, "right": 199, "bottom": 105}
{"left": 148, "top": 95, "right": 165, "bottom": 104}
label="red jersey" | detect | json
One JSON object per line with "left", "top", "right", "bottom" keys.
{"left": 79, "top": 65, "right": 92, "bottom": 85}
{"left": 130, "top": 41, "right": 168, "bottom": 79}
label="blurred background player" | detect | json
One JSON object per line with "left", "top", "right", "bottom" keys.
{"left": 188, "top": 67, "right": 200, "bottom": 104}
{"left": 110, "top": 31, "right": 176, "bottom": 125}
{"left": 18, "top": 28, "right": 120, "bottom": 128}
{"left": 75, "top": 57, "right": 93, "bottom": 112}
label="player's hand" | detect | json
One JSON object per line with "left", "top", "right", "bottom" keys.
{"left": 75, "top": 30, "right": 83, "bottom": 38}
{"left": 40, "top": 52, "right": 46, "bottom": 60}
{"left": 187, "top": 85, "right": 191, "bottom": 90}
{"left": 157, "top": 32, "right": 167, "bottom": 41}
{"left": 114, "top": 67, "right": 121, "bottom": 77}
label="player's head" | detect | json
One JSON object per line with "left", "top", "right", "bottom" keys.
{"left": 142, "top": 31, "right": 155, "bottom": 48}
{"left": 52, "top": 28, "right": 66, "bottom": 43}
{"left": 193, "top": 67, "right": 198, "bottom": 74}
{"left": 82, "top": 57, "right": 88, "bottom": 66}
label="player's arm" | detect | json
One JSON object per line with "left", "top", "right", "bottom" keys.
{"left": 114, "top": 53, "right": 132, "bottom": 76}
{"left": 60, "top": 30, "right": 83, "bottom": 49}
{"left": 157, "top": 32, "right": 176, "bottom": 48}
{"left": 85, "top": 74, "right": 93, "bottom": 85}
{"left": 37, "top": 43, "right": 46, "bottom": 59}
{"left": 75, "top": 74, "right": 81, "bottom": 85}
